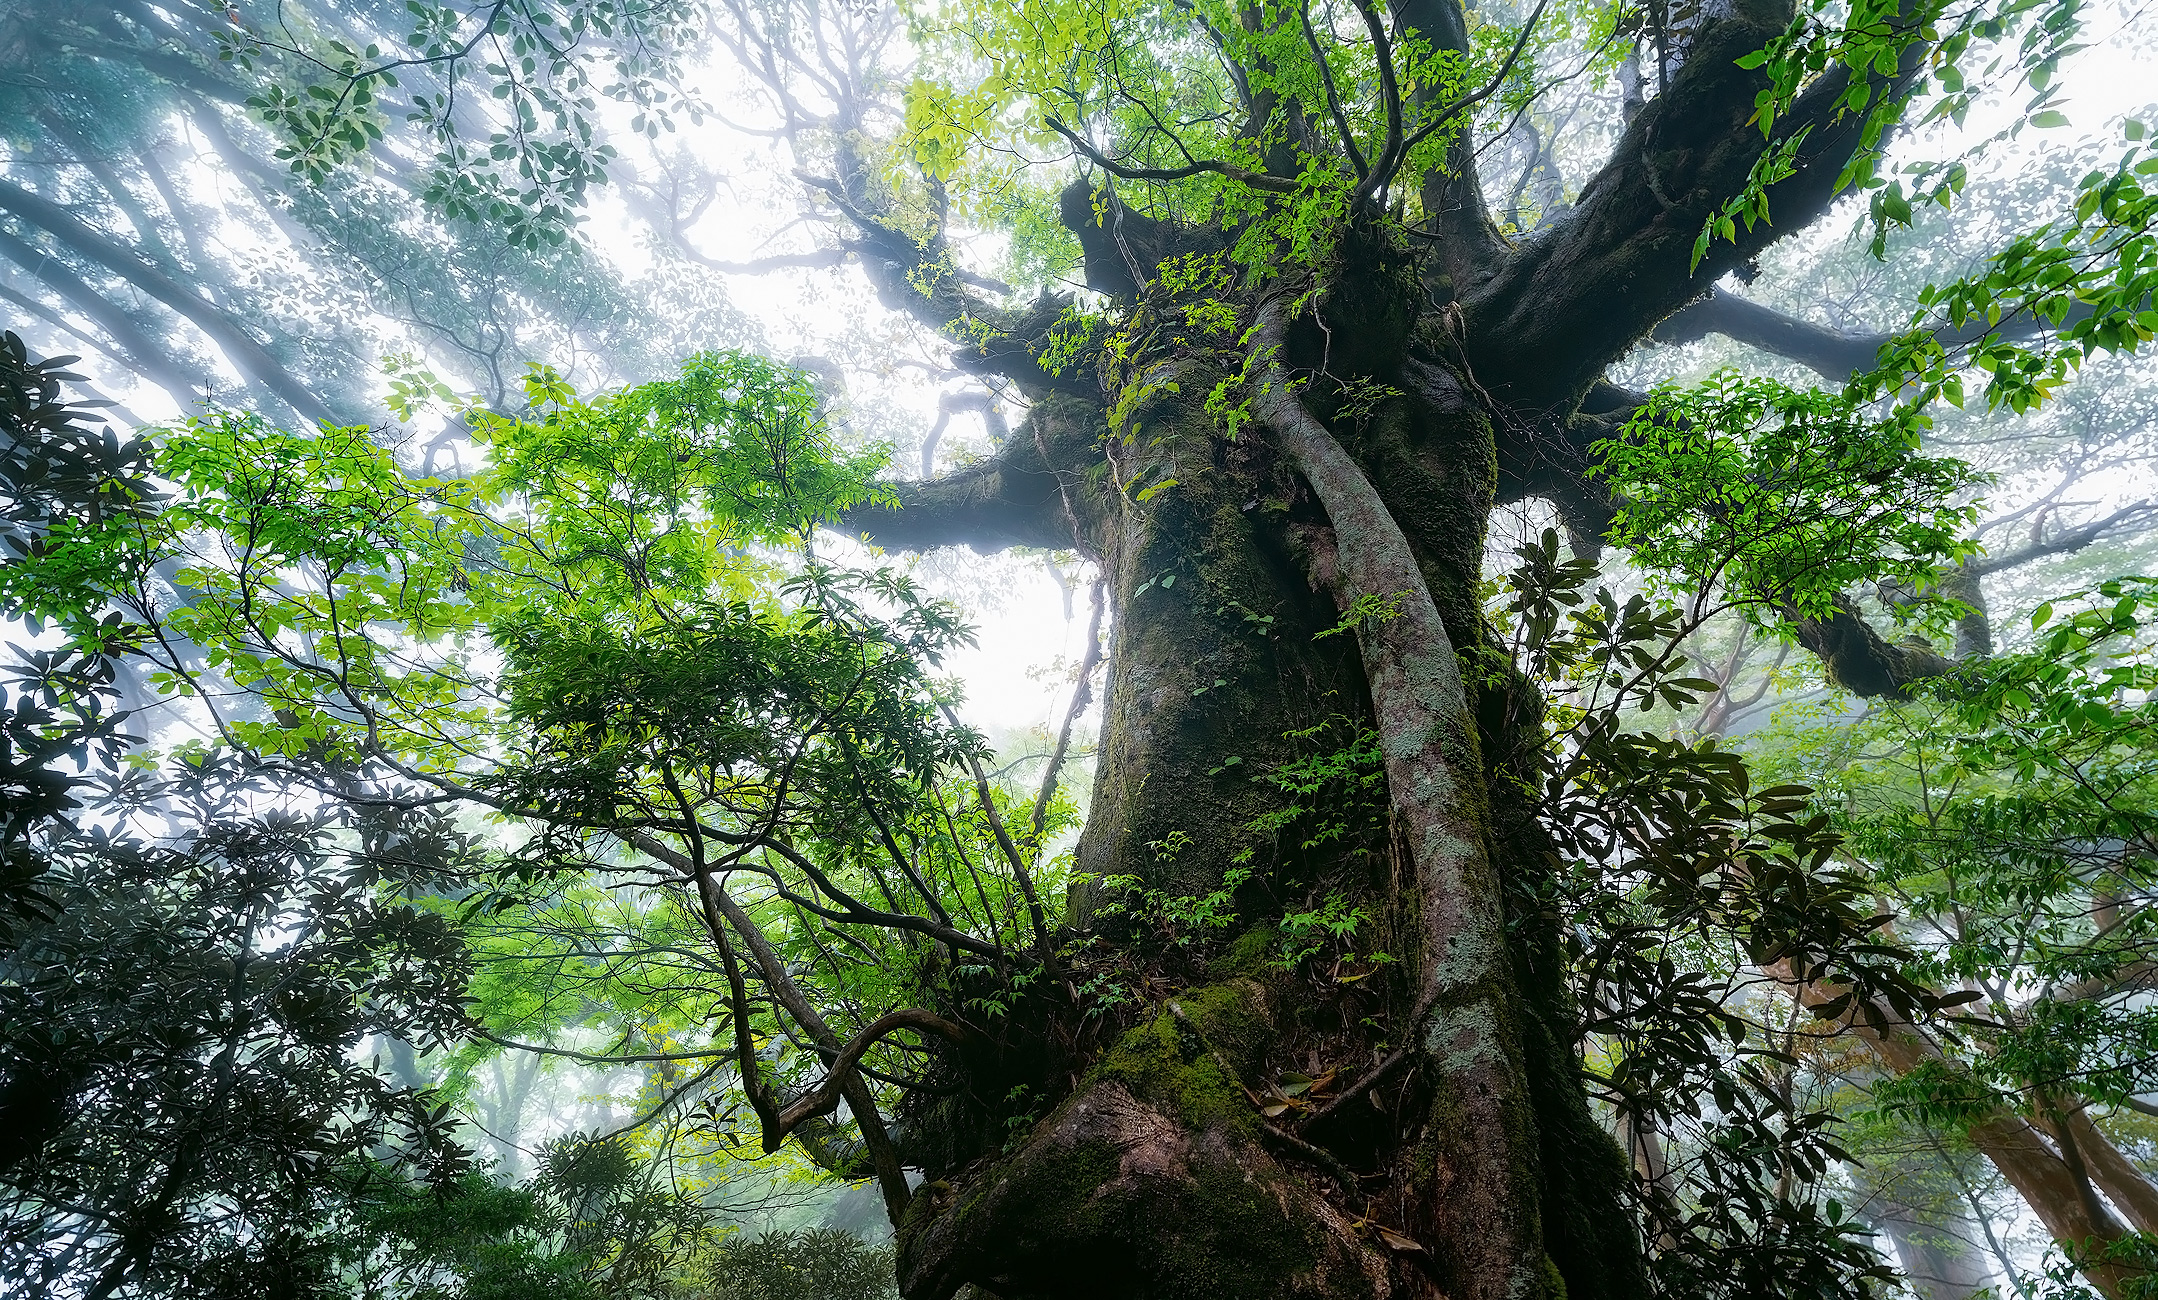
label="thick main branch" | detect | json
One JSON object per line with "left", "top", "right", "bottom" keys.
{"left": 1462, "top": 0, "right": 1927, "bottom": 411}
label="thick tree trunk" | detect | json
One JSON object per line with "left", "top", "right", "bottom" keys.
{"left": 837, "top": 0, "right": 1949, "bottom": 1275}
{"left": 879, "top": 252, "right": 1648, "bottom": 1300}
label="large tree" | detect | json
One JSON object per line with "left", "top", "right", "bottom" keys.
{"left": 11, "top": 1, "right": 2158, "bottom": 1299}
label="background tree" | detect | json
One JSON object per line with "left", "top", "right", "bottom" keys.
{"left": 0, "top": 0, "right": 745, "bottom": 422}
{"left": 0, "top": 334, "right": 478, "bottom": 1299}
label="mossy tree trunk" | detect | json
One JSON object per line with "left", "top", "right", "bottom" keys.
{"left": 819, "top": 0, "right": 1949, "bottom": 1292}
{"left": 850, "top": 248, "right": 1650, "bottom": 1300}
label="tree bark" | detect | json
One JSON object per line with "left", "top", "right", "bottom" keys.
{"left": 1251, "top": 300, "right": 1546, "bottom": 1300}
{"left": 1863, "top": 1193, "right": 1998, "bottom": 1300}
{"left": 855, "top": 243, "right": 1652, "bottom": 1300}
{"left": 814, "top": 0, "right": 2002, "bottom": 1285}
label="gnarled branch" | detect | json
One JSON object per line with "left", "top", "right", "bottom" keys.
{"left": 1463, "top": 0, "right": 1931, "bottom": 411}
{"left": 1784, "top": 598, "right": 1957, "bottom": 700}
{"left": 1650, "top": 285, "right": 2092, "bottom": 386}
{"left": 836, "top": 424, "right": 1077, "bottom": 554}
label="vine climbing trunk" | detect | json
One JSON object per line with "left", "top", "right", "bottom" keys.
{"left": 1249, "top": 299, "right": 1546, "bottom": 1300}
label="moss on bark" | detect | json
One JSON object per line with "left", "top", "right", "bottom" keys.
{"left": 892, "top": 259, "right": 1649, "bottom": 1300}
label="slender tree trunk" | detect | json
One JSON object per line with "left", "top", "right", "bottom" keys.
{"left": 2053, "top": 1105, "right": 2158, "bottom": 1235}
{"left": 1777, "top": 965, "right": 2144, "bottom": 1296}
{"left": 1866, "top": 1199, "right": 1997, "bottom": 1300}
{"left": 0, "top": 228, "right": 205, "bottom": 403}
{"left": 1846, "top": 1144, "right": 1999, "bottom": 1300}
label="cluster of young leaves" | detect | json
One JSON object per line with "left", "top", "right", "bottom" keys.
{"left": 1697, "top": 0, "right": 2091, "bottom": 267}
{"left": 1241, "top": 715, "right": 1390, "bottom": 857}
{"left": 1593, "top": 370, "right": 1984, "bottom": 623}
{"left": 219, "top": 0, "right": 706, "bottom": 249}
{"left": 1858, "top": 126, "right": 2158, "bottom": 419}
{"left": 1090, "top": 709, "right": 1390, "bottom": 979}
{"left": 1496, "top": 529, "right": 1940, "bottom": 1299}
{"left": 901, "top": 0, "right": 1502, "bottom": 288}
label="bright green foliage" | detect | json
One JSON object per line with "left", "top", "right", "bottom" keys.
{"left": 1755, "top": 579, "right": 2158, "bottom": 1127}
{"left": 1594, "top": 372, "right": 1984, "bottom": 622}
{"left": 472, "top": 353, "right": 888, "bottom": 590}
{"left": 901, "top": 0, "right": 1491, "bottom": 286}
{"left": 2, "top": 351, "right": 1079, "bottom": 1292}
{"left": 3, "top": 352, "right": 892, "bottom": 775}
{"left": 1861, "top": 129, "right": 2158, "bottom": 418}
{"left": 1702, "top": 0, "right": 2089, "bottom": 267}
{"left": 1241, "top": 717, "right": 1388, "bottom": 854}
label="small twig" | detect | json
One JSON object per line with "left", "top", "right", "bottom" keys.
{"left": 1256, "top": 1124, "right": 1370, "bottom": 1210}
{"left": 1044, "top": 116, "right": 1298, "bottom": 195}
{"left": 1031, "top": 577, "right": 1108, "bottom": 838}
{"left": 1303, "top": 986, "right": 1439, "bottom": 1127}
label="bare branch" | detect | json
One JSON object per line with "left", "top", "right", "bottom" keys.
{"left": 940, "top": 704, "right": 1054, "bottom": 954}
{"left": 0, "top": 229, "right": 204, "bottom": 404}
{"left": 1043, "top": 117, "right": 1299, "bottom": 195}
{"left": 0, "top": 177, "right": 347, "bottom": 427}
{"left": 1297, "top": 1, "right": 1369, "bottom": 177}
{"left": 1383, "top": 0, "right": 1550, "bottom": 197}
{"left": 1031, "top": 578, "right": 1107, "bottom": 839}
{"left": 764, "top": 1008, "right": 970, "bottom": 1145}
{"left": 1650, "top": 286, "right": 2092, "bottom": 385}
{"left": 1965, "top": 502, "right": 2157, "bottom": 578}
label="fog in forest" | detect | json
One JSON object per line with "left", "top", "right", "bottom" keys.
{"left": 6, "top": 1, "right": 2158, "bottom": 1298}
